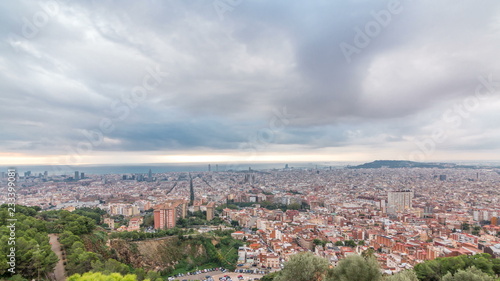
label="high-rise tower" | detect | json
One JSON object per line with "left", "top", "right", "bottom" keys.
{"left": 387, "top": 190, "right": 414, "bottom": 213}
{"left": 189, "top": 174, "right": 195, "bottom": 205}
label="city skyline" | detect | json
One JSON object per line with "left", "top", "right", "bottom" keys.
{"left": 2, "top": 1, "right": 500, "bottom": 166}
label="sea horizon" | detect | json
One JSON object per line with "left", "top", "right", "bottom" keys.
{"left": 2, "top": 159, "right": 500, "bottom": 176}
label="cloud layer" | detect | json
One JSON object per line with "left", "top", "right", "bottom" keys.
{"left": 1, "top": 0, "right": 500, "bottom": 164}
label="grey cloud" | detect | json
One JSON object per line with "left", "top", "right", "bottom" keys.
{"left": 1, "top": 0, "right": 500, "bottom": 159}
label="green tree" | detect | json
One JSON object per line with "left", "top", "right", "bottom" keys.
{"left": 9, "top": 237, "right": 58, "bottom": 279}
{"left": 8, "top": 275, "right": 28, "bottom": 281}
{"left": 361, "top": 248, "right": 375, "bottom": 259}
{"left": 491, "top": 258, "right": 500, "bottom": 276}
{"left": 261, "top": 271, "right": 280, "bottom": 281}
{"left": 441, "top": 266, "right": 496, "bottom": 281}
{"left": 68, "top": 272, "right": 147, "bottom": 281}
{"left": 344, "top": 240, "right": 357, "bottom": 248}
{"left": 327, "top": 255, "right": 382, "bottom": 281}
{"left": 413, "top": 254, "right": 497, "bottom": 280}
{"left": 59, "top": 231, "right": 83, "bottom": 249}
{"left": 385, "top": 270, "right": 418, "bottom": 281}
{"left": 414, "top": 259, "right": 446, "bottom": 281}
{"left": 0, "top": 255, "right": 9, "bottom": 275}
{"left": 134, "top": 268, "right": 146, "bottom": 281}
{"left": 66, "top": 242, "right": 100, "bottom": 275}
{"left": 313, "top": 239, "right": 328, "bottom": 248}
{"left": 145, "top": 270, "right": 162, "bottom": 281}
{"left": 141, "top": 214, "right": 154, "bottom": 228}
{"left": 92, "top": 258, "right": 130, "bottom": 275}
{"left": 288, "top": 203, "right": 301, "bottom": 210}
{"left": 275, "top": 252, "right": 329, "bottom": 281}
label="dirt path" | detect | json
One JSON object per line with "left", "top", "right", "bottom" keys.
{"left": 49, "top": 234, "right": 66, "bottom": 281}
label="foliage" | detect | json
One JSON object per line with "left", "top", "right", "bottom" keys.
{"left": 92, "top": 258, "right": 131, "bottom": 275}
{"left": 73, "top": 207, "right": 107, "bottom": 225}
{"left": 140, "top": 214, "right": 154, "bottom": 228}
{"left": 0, "top": 205, "right": 58, "bottom": 279}
{"left": 385, "top": 270, "right": 419, "bottom": 281}
{"left": 441, "top": 266, "right": 496, "bottom": 281}
{"left": 327, "top": 255, "right": 382, "bottom": 281}
{"left": 344, "top": 240, "right": 357, "bottom": 248}
{"left": 111, "top": 215, "right": 128, "bottom": 228}
{"left": 313, "top": 239, "right": 328, "bottom": 248}
{"left": 274, "top": 252, "right": 329, "bottom": 281}
{"left": 261, "top": 271, "right": 280, "bottom": 281}
{"left": 176, "top": 214, "right": 224, "bottom": 227}
{"left": 263, "top": 252, "right": 500, "bottom": 281}
{"left": 59, "top": 230, "right": 83, "bottom": 250}
{"left": 68, "top": 272, "right": 148, "bottom": 281}
{"left": 65, "top": 241, "right": 101, "bottom": 276}
{"left": 361, "top": 248, "right": 375, "bottom": 259}
{"left": 42, "top": 209, "right": 96, "bottom": 235}
{"left": 413, "top": 253, "right": 497, "bottom": 281}
{"left": 154, "top": 231, "right": 243, "bottom": 277}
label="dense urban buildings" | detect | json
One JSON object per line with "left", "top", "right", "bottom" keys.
{"left": 1, "top": 164, "right": 499, "bottom": 274}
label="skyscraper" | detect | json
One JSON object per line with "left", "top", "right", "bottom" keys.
{"left": 189, "top": 174, "right": 195, "bottom": 205}
{"left": 387, "top": 190, "right": 414, "bottom": 213}
{"left": 75, "top": 171, "right": 79, "bottom": 180}
{"left": 148, "top": 169, "right": 152, "bottom": 180}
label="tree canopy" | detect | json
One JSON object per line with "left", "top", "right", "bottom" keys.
{"left": 274, "top": 252, "right": 329, "bottom": 281}
{"left": 68, "top": 272, "right": 148, "bottom": 281}
{"left": 328, "top": 254, "right": 382, "bottom": 281}
{"left": 441, "top": 266, "right": 496, "bottom": 281}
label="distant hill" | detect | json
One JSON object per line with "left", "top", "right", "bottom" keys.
{"left": 347, "top": 160, "right": 480, "bottom": 169}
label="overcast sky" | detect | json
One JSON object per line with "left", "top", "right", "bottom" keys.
{"left": 1, "top": 0, "right": 500, "bottom": 166}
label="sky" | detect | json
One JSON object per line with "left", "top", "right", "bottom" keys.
{"left": 1, "top": 0, "right": 500, "bottom": 166}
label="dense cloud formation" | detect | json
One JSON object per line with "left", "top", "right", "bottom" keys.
{"left": 1, "top": 0, "right": 500, "bottom": 164}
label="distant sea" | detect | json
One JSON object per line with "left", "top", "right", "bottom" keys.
{"left": 3, "top": 160, "right": 498, "bottom": 176}
{"left": 0, "top": 162, "right": 355, "bottom": 176}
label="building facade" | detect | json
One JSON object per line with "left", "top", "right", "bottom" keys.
{"left": 387, "top": 190, "right": 414, "bottom": 213}
{"left": 153, "top": 200, "right": 188, "bottom": 229}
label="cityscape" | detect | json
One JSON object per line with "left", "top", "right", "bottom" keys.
{"left": 1, "top": 161, "right": 500, "bottom": 280}
{"left": 2, "top": 0, "right": 500, "bottom": 280}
